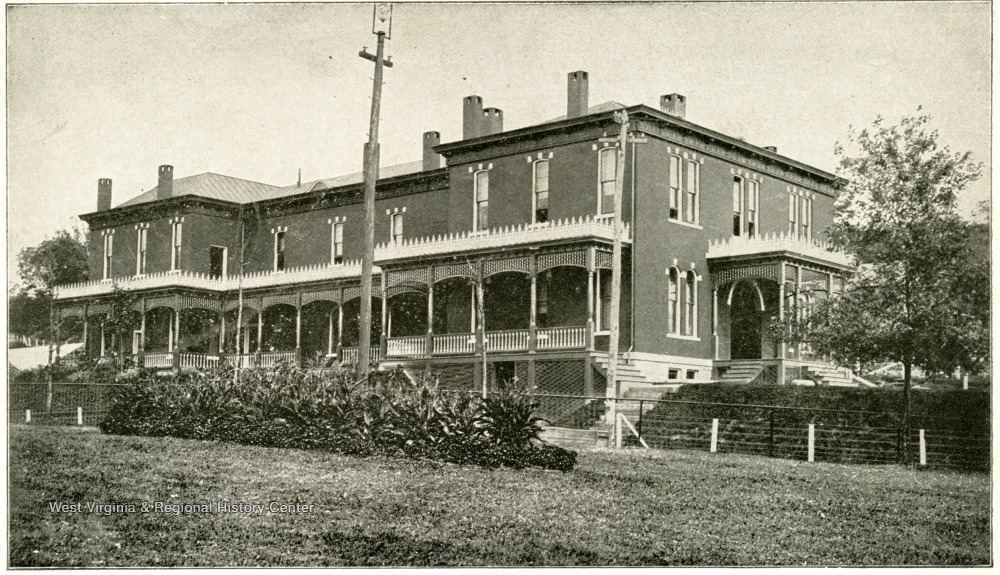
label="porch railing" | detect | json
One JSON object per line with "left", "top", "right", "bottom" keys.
{"left": 340, "top": 347, "right": 382, "bottom": 365}
{"left": 485, "top": 329, "right": 529, "bottom": 352}
{"left": 179, "top": 352, "right": 219, "bottom": 369}
{"left": 386, "top": 336, "right": 427, "bottom": 358}
{"left": 536, "top": 326, "right": 586, "bottom": 350}
{"left": 143, "top": 352, "right": 174, "bottom": 368}
{"left": 433, "top": 333, "right": 476, "bottom": 355}
{"left": 257, "top": 351, "right": 297, "bottom": 368}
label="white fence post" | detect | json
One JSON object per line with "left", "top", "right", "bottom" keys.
{"left": 919, "top": 429, "right": 927, "bottom": 466}
{"left": 710, "top": 418, "right": 719, "bottom": 453}
{"left": 25, "top": 409, "right": 31, "bottom": 423}
{"left": 615, "top": 413, "right": 623, "bottom": 448}
{"left": 77, "top": 407, "right": 83, "bottom": 426}
{"left": 807, "top": 423, "right": 815, "bottom": 462}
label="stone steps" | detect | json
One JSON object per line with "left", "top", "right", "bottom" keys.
{"left": 715, "top": 363, "right": 764, "bottom": 384}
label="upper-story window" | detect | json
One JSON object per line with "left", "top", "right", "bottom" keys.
{"left": 331, "top": 222, "right": 344, "bottom": 265}
{"left": 732, "top": 177, "right": 744, "bottom": 236}
{"left": 599, "top": 148, "right": 617, "bottom": 215}
{"left": 533, "top": 160, "right": 549, "bottom": 223}
{"left": 391, "top": 213, "right": 404, "bottom": 243}
{"left": 668, "top": 155, "right": 681, "bottom": 220}
{"left": 747, "top": 180, "right": 759, "bottom": 238}
{"left": 474, "top": 170, "right": 489, "bottom": 231}
{"left": 170, "top": 220, "right": 183, "bottom": 270}
{"left": 685, "top": 160, "right": 700, "bottom": 224}
{"left": 135, "top": 226, "right": 148, "bottom": 275}
{"left": 789, "top": 194, "right": 813, "bottom": 240}
{"left": 102, "top": 232, "right": 114, "bottom": 280}
{"left": 274, "top": 230, "right": 286, "bottom": 272}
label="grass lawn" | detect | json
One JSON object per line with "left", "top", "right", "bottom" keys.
{"left": 8, "top": 425, "right": 990, "bottom": 566}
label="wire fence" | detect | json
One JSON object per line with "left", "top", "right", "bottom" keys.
{"left": 11, "top": 383, "right": 989, "bottom": 472}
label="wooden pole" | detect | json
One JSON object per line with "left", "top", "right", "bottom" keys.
{"left": 604, "top": 110, "right": 629, "bottom": 438}
{"left": 357, "top": 19, "right": 392, "bottom": 382}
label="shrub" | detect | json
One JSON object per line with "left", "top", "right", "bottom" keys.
{"left": 99, "top": 363, "right": 575, "bottom": 471}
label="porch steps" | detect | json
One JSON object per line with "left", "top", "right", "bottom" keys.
{"left": 805, "top": 365, "right": 855, "bottom": 387}
{"left": 616, "top": 385, "right": 677, "bottom": 421}
{"left": 593, "top": 356, "right": 650, "bottom": 387}
{"left": 715, "top": 362, "right": 764, "bottom": 385}
{"left": 539, "top": 426, "right": 608, "bottom": 451}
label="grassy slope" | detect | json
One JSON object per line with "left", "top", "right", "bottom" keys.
{"left": 8, "top": 426, "right": 990, "bottom": 567}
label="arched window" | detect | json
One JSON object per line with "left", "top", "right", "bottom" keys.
{"left": 474, "top": 170, "right": 489, "bottom": 231}
{"left": 684, "top": 270, "right": 697, "bottom": 336}
{"left": 533, "top": 160, "right": 549, "bottom": 223}
{"left": 685, "top": 160, "right": 699, "bottom": 224}
{"left": 667, "top": 267, "right": 680, "bottom": 335}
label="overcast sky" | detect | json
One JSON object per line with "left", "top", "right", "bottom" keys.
{"left": 6, "top": 2, "right": 991, "bottom": 272}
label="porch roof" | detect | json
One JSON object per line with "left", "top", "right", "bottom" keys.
{"left": 706, "top": 232, "right": 853, "bottom": 270}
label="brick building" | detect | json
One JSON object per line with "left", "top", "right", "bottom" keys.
{"left": 53, "top": 71, "right": 856, "bottom": 405}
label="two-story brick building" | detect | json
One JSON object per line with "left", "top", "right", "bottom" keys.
{"left": 54, "top": 71, "right": 856, "bottom": 412}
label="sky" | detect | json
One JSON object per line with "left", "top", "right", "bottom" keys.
{"left": 6, "top": 2, "right": 992, "bottom": 275}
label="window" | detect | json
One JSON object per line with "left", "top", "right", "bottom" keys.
{"left": 331, "top": 223, "right": 344, "bottom": 264}
{"left": 684, "top": 270, "right": 696, "bottom": 336}
{"left": 102, "top": 233, "right": 113, "bottom": 279}
{"left": 391, "top": 213, "right": 403, "bottom": 243}
{"left": 599, "top": 148, "right": 617, "bottom": 215}
{"left": 685, "top": 160, "right": 699, "bottom": 224}
{"left": 170, "top": 221, "right": 183, "bottom": 270}
{"left": 598, "top": 269, "right": 612, "bottom": 331}
{"left": 474, "top": 170, "right": 489, "bottom": 231}
{"left": 135, "top": 227, "right": 147, "bottom": 275}
{"left": 789, "top": 195, "right": 799, "bottom": 236}
{"left": 747, "top": 180, "right": 759, "bottom": 238}
{"left": 800, "top": 196, "right": 812, "bottom": 241}
{"left": 732, "top": 177, "right": 744, "bottom": 236}
{"left": 667, "top": 267, "right": 680, "bottom": 334}
{"left": 686, "top": 370, "right": 697, "bottom": 380}
{"left": 668, "top": 368, "right": 679, "bottom": 380}
{"left": 668, "top": 155, "right": 680, "bottom": 220}
{"left": 274, "top": 231, "right": 286, "bottom": 272}
{"left": 533, "top": 160, "right": 549, "bottom": 223}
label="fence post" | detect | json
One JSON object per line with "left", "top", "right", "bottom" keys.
{"left": 25, "top": 409, "right": 31, "bottom": 423}
{"left": 77, "top": 406, "right": 83, "bottom": 426}
{"left": 637, "top": 400, "right": 644, "bottom": 444}
{"left": 615, "top": 412, "right": 623, "bottom": 448}
{"left": 768, "top": 410, "right": 775, "bottom": 458}
{"left": 807, "top": 423, "right": 815, "bottom": 462}
{"left": 710, "top": 418, "right": 719, "bottom": 453}
{"left": 919, "top": 429, "right": 926, "bottom": 466}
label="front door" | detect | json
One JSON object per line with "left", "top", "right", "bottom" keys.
{"left": 730, "top": 282, "right": 762, "bottom": 360}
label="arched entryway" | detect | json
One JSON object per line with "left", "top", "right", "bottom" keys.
{"left": 730, "top": 281, "right": 764, "bottom": 360}
{"left": 261, "top": 304, "right": 297, "bottom": 353}
{"left": 483, "top": 271, "right": 530, "bottom": 331}
{"left": 340, "top": 297, "right": 383, "bottom": 347}
{"left": 300, "top": 300, "right": 336, "bottom": 364}
{"left": 387, "top": 289, "right": 428, "bottom": 337}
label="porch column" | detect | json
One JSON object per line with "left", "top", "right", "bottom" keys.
{"left": 474, "top": 260, "right": 484, "bottom": 354}
{"left": 528, "top": 255, "right": 537, "bottom": 353}
{"left": 172, "top": 295, "right": 181, "bottom": 368}
{"left": 778, "top": 262, "right": 787, "bottom": 362}
{"left": 100, "top": 323, "right": 106, "bottom": 357}
{"left": 327, "top": 306, "right": 334, "bottom": 356}
{"left": 218, "top": 308, "right": 226, "bottom": 355}
{"left": 82, "top": 304, "right": 89, "bottom": 358}
{"left": 380, "top": 270, "right": 388, "bottom": 358}
{"left": 426, "top": 266, "right": 434, "bottom": 358}
{"left": 295, "top": 293, "right": 302, "bottom": 366}
{"left": 256, "top": 297, "right": 263, "bottom": 358}
{"left": 586, "top": 247, "right": 595, "bottom": 352}
{"left": 795, "top": 265, "right": 803, "bottom": 360}
{"left": 139, "top": 297, "right": 147, "bottom": 366}
{"left": 336, "top": 287, "right": 344, "bottom": 361}
{"left": 712, "top": 286, "right": 719, "bottom": 360}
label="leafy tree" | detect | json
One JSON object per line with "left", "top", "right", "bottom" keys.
{"left": 798, "top": 111, "right": 986, "bottom": 461}
{"left": 16, "top": 228, "right": 89, "bottom": 297}
{"left": 100, "top": 285, "right": 142, "bottom": 360}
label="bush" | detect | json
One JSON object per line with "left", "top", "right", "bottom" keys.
{"left": 99, "top": 363, "right": 575, "bottom": 471}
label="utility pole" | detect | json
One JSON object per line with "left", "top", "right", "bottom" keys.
{"left": 600, "top": 109, "right": 645, "bottom": 443}
{"left": 357, "top": 3, "right": 393, "bottom": 381}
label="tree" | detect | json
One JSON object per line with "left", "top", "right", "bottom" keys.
{"left": 800, "top": 111, "right": 986, "bottom": 462}
{"left": 16, "top": 228, "right": 89, "bottom": 297}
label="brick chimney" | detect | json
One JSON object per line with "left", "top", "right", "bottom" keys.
{"left": 463, "top": 95, "right": 484, "bottom": 140}
{"left": 567, "top": 70, "right": 589, "bottom": 118}
{"left": 660, "top": 94, "right": 686, "bottom": 119}
{"left": 157, "top": 165, "right": 174, "bottom": 200}
{"left": 96, "top": 178, "right": 113, "bottom": 211}
{"left": 423, "top": 131, "right": 442, "bottom": 171}
{"left": 483, "top": 107, "right": 503, "bottom": 135}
